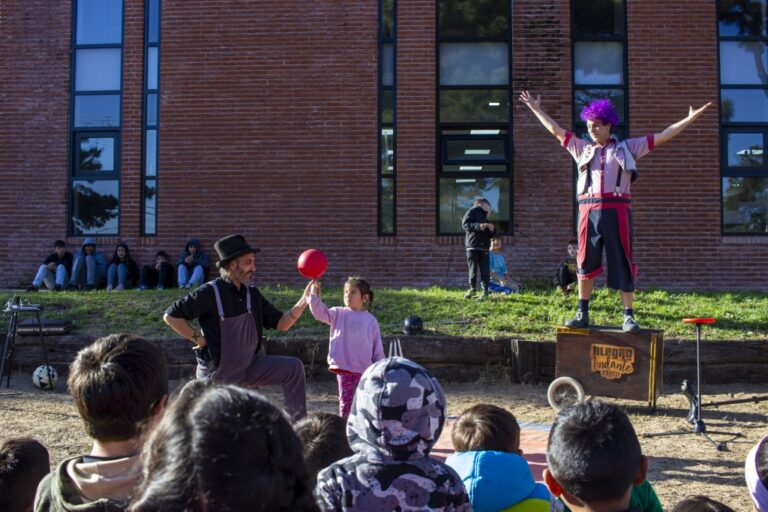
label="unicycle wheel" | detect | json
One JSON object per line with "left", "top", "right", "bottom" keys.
{"left": 547, "top": 376, "right": 585, "bottom": 411}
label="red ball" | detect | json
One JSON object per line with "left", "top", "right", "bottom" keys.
{"left": 297, "top": 249, "right": 328, "bottom": 279}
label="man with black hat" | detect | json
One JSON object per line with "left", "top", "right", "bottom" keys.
{"left": 163, "top": 234, "right": 311, "bottom": 420}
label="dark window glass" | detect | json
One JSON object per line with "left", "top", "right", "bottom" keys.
{"left": 439, "top": 177, "right": 510, "bottom": 233}
{"left": 146, "top": 130, "right": 157, "bottom": 176}
{"left": 76, "top": 0, "right": 123, "bottom": 45}
{"left": 721, "top": 89, "right": 768, "bottom": 122}
{"left": 382, "top": 90, "right": 394, "bottom": 124}
{"left": 71, "top": 179, "right": 119, "bottom": 235}
{"left": 718, "top": 0, "right": 767, "bottom": 37}
{"left": 147, "top": 0, "right": 160, "bottom": 43}
{"left": 380, "top": 177, "right": 394, "bottom": 234}
{"left": 75, "top": 49, "right": 122, "bottom": 91}
{"left": 382, "top": 0, "right": 395, "bottom": 39}
{"left": 574, "top": 42, "right": 623, "bottom": 85}
{"left": 381, "top": 128, "right": 394, "bottom": 174}
{"left": 144, "top": 180, "right": 157, "bottom": 235}
{"left": 573, "top": 0, "right": 625, "bottom": 37}
{"left": 439, "top": 0, "right": 508, "bottom": 38}
{"left": 74, "top": 95, "right": 120, "bottom": 127}
{"left": 78, "top": 136, "right": 115, "bottom": 173}
{"left": 727, "top": 132, "right": 764, "bottom": 167}
{"left": 723, "top": 176, "right": 768, "bottom": 232}
{"left": 444, "top": 137, "right": 506, "bottom": 163}
{"left": 440, "top": 89, "right": 509, "bottom": 123}
{"left": 147, "top": 93, "right": 158, "bottom": 126}
{"left": 382, "top": 44, "right": 394, "bottom": 86}
{"left": 720, "top": 42, "right": 768, "bottom": 85}
{"left": 439, "top": 43, "right": 508, "bottom": 85}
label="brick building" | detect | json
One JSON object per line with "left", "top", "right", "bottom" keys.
{"left": 1, "top": 0, "right": 766, "bottom": 290}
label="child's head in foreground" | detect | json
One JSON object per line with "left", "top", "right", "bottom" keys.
{"left": 671, "top": 495, "right": 736, "bottom": 512}
{"left": 294, "top": 412, "right": 353, "bottom": 480}
{"left": 544, "top": 400, "right": 647, "bottom": 511}
{"left": 68, "top": 333, "right": 169, "bottom": 441}
{"left": 0, "top": 437, "right": 50, "bottom": 512}
{"left": 746, "top": 434, "right": 768, "bottom": 511}
{"left": 129, "top": 381, "right": 318, "bottom": 512}
{"left": 451, "top": 404, "right": 521, "bottom": 454}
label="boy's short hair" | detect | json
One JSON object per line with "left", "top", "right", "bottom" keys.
{"left": 294, "top": 412, "right": 353, "bottom": 479}
{"left": 0, "top": 437, "right": 50, "bottom": 512}
{"left": 155, "top": 250, "right": 169, "bottom": 259}
{"left": 547, "top": 401, "right": 641, "bottom": 504}
{"left": 68, "top": 333, "right": 168, "bottom": 441}
{"left": 670, "top": 495, "right": 735, "bottom": 512}
{"left": 54, "top": 240, "right": 66, "bottom": 248}
{"left": 451, "top": 404, "right": 520, "bottom": 453}
{"left": 567, "top": 239, "right": 577, "bottom": 247}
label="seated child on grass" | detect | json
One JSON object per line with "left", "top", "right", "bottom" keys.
{"left": 294, "top": 412, "right": 353, "bottom": 483}
{"left": 0, "top": 437, "right": 50, "bottom": 512}
{"left": 544, "top": 400, "right": 650, "bottom": 512}
{"left": 488, "top": 237, "right": 522, "bottom": 295}
{"left": 446, "top": 404, "right": 551, "bottom": 512}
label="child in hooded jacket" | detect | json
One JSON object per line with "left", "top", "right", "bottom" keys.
{"left": 308, "top": 277, "right": 385, "bottom": 417}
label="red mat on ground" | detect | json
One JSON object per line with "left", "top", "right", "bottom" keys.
{"left": 431, "top": 418, "right": 550, "bottom": 482}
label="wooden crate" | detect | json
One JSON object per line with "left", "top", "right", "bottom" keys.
{"left": 555, "top": 326, "right": 664, "bottom": 408}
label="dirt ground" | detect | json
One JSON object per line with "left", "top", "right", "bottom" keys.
{"left": 1, "top": 372, "right": 765, "bottom": 511}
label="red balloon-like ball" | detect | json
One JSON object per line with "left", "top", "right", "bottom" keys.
{"left": 297, "top": 249, "right": 328, "bottom": 279}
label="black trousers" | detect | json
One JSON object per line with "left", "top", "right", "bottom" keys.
{"left": 466, "top": 250, "right": 490, "bottom": 290}
{"left": 139, "top": 263, "right": 174, "bottom": 289}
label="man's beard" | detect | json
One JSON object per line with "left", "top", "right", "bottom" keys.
{"left": 232, "top": 267, "right": 254, "bottom": 285}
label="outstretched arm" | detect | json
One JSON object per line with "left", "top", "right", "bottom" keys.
{"left": 519, "top": 91, "right": 568, "bottom": 143}
{"left": 654, "top": 102, "right": 712, "bottom": 147}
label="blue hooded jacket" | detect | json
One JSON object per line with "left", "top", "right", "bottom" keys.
{"left": 446, "top": 450, "right": 551, "bottom": 512}
{"left": 79, "top": 237, "right": 107, "bottom": 278}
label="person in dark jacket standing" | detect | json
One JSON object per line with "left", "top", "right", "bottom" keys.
{"left": 177, "top": 238, "right": 210, "bottom": 289}
{"left": 164, "top": 234, "right": 311, "bottom": 420}
{"left": 462, "top": 198, "right": 495, "bottom": 301}
{"left": 27, "top": 240, "right": 73, "bottom": 292}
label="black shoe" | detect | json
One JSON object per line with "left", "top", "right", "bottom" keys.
{"left": 623, "top": 315, "right": 641, "bottom": 333}
{"left": 477, "top": 290, "right": 491, "bottom": 301}
{"left": 565, "top": 311, "right": 589, "bottom": 328}
{"left": 85, "top": 284, "right": 96, "bottom": 291}
{"left": 67, "top": 284, "right": 79, "bottom": 291}
{"left": 463, "top": 288, "right": 476, "bottom": 299}
{"left": 54, "top": 284, "right": 63, "bottom": 292}
{"left": 26, "top": 285, "right": 39, "bottom": 292}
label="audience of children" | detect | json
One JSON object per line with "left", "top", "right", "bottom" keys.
{"left": 544, "top": 400, "right": 650, "bottom": 512}
{"left": 67, "top": 238, "right": 108, "bottom": 291}
{"left": 138, "top": 251, "right": 174, "bottom": 290}
{"left": 294, "top": 412, "right": 353, "bottom": 483}
{"left": 27, "top": 240, "right": 73, "bottom": 292}
{"left": 462, "top": 197, "right": 495, "bottom": 301}
{"left": 554, "top": 239, "right": 578, "bottom": 293}
{"left": 446, "top": 404, "right": 552, "bottom": 511}
{"left": 106, "top": 243, "right": 140, "bottom": 291}
{"left": 746, "top": 434, "right": 768, "bottom": 512}
{"left": 129, "top": 381, "right": 318, "bottom": 512}
{"left": 488, "top": 237, "right": 522, "bottom": 295}
{"left": 34, "top": 333, "right": 168, "bottom": 511}
{"left": 176, "top": 238, "right": 210, "bottom": 289}
{"left": 0, "top": 437, "right": 50, "bottom": 512}
{"left": 314, "top": 357, "right": 470, "bottom": 511}
{"left": 307, "top": 277, "right": 385, "bottom": 417}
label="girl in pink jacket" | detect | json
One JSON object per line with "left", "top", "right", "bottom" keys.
{"left": 309, "top": 277, "right": 385, "bottom": 417}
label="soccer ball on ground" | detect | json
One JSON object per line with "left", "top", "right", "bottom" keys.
{"left": 32, "top": 364, "right": 57, "bottom": 390}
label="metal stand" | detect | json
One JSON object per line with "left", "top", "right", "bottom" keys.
{"left": 643, "top": 318, "right": 742, "bottom": 451}
{"left": 1, "top": 297, "right": 54, "bottom": 389}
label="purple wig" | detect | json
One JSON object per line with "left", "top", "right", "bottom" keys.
{"left": 580, "top": 99, "right": 620, "bottom": 126}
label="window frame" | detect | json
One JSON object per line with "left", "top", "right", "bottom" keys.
{"left": 142, "top": 0, "right": 161, "bottom": 236}
{"left": 378, "top": 0, "right": 396, "bottom": 236}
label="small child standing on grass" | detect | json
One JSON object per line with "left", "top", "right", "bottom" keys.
{"left": 308, "top": 277, "right": 385, "bottom": 417}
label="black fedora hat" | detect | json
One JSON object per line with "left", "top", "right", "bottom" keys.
{"left": 214, "top": 234, "right": 260, "bottom": 268}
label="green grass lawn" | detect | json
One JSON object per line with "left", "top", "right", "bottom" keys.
{"left": 1, "top": 287, "right": 766, "bottom": 341}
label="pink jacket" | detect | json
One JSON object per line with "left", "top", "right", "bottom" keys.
{"left": 308, "top": 294, "right": 385, "bottom": 374}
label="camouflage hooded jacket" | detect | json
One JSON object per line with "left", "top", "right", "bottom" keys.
{"left": 314, "top": 357, "right": 470, "bottom": 511}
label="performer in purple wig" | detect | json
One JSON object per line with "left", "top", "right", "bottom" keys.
{"left": 519, "top": 91, "right": 711, "bottom": 332}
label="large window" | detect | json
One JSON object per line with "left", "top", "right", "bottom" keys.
{"left": 70, "top": 0, "right": 123, "bottom": 235}
{"left": 142, "top": 0, "right": 161, "bottom": 235}
{"left": 718, "top": 0, "right": 768, "bottom": 234}
{"left": 437, "top": 0, "right": 512, "bottom": 234}
{"left": 572, "top": 0, "right": 628, "bottom": 141}
{"left": 379, "top": 0, "right": 396, "bottom": 235}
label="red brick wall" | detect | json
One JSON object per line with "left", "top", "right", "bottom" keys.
{"left": 1, "top": 0, "right": 765, "bottom": 291}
